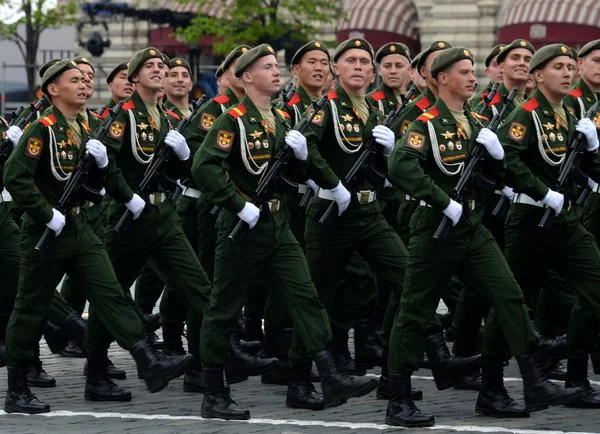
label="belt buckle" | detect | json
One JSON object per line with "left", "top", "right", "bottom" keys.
{"left": 268, "top": 199, "right": 280, "bottom": 213}
{"left": 359, "top": 191, "right": 370, "bottom": 204}
{"left": 152, "top": 194, "right": 161, "bottom": 205}
{"left": 71, "top": 206, "right": 80, "bottom": 215}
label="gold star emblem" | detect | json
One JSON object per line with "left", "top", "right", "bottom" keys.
{"left": 341, "top": 114, "right": 353, "bottom": 122}
{"left": 543, "top": 122, "right": 554, "bottom": 130}
{"left": 441, "top": 131, "right": 456, "bottom": 139}
{"left": 138, "top": 122, "right": 148, "bottom": 131}
{"left": 58, "top": 140, "right": 67, "bottom": 149}
{"left": 341, "top": 102, "right": 347, "bottom": 107}
{"left": 250, "top": 117, "right": 257, "bottom": 122}
{"left": 249, "top": 131, "right": 264, "bottom": 139}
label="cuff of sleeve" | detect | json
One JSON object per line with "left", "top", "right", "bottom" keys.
{"left": 41, "top": 205, "right": 54, "bottom": 225}
{"left": 229, "top": 194, "right": 248, "bottom": 215}
{"left": 530, "top": 182, "right": 550, "bottom": 202}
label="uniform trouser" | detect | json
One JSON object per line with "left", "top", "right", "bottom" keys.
{"left": 505, "top": 204, "right": 600, "bottom": 357}
{"left": 134, "top": 264, "right": 165, "bottom": 314}
{"left": 101, "top": 202, "right": 211, "bottom": 355}
{"left": 196, "top": 195, "right": 219, "bottom": 282}
{"left": 389, "top": 206, "right": 536, "bottom": 374}
{"left": 201, "top": 208, "right": 330, "bottom": 367}
{"left": 6, "top": 215, "right": 145, "bottom": 365}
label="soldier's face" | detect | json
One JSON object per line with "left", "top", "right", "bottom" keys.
{"left": 245, "top": 55, "right": 280, "bottom": 95}
{"left": 108, "top": 70, "right": 134, "bottom": 101}
{"left": 378, "top": 54, "right": 410, "bottom": 91}
{"left": 227, "top": 60, "right": 245, "bottom": 95}
{"left": 501, "top": 49, "right": 532, "bottom": 83}
{"left": 295, "top": 50, "right": 329, "bottom": 91}
{"left": 217, "top": 74, "right": 229, "bottom": 95}
{"left": 323, "top": 70, "right": 336, "bottom": 93}
{"left": 535, "top": 56, "right": 575, "bottom": 98}
{"left": 485, "top": 55, "right": 503, "bottom": 83}
{"left": 133, "top": 58, "right": 166, "bottom": 90}
{"left": 166, "top": 66, "right": 193, "bottom": 98}
{"left": 49, "top": 69, "right": 87, "bottom": 107}
{"left": 78, "top": 63, "right": 95, "bottom": 99}
{"left": 579, "top": 50, "right": 600, "bottom": 88}
{"left": 439, "top": 59, "right": 476, "bottom": 100}
{"left": 334, "top": 49, "right": 373, "bottom": 92}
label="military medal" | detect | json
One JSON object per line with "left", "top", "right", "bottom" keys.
{"left": 346, "top": 123, "right": 352, "bottom": 132}
{"left": 557, "top": 132, "right": 564, "bottom": 142}
{"left": 260, "top": 119, "right": 275, "bottom": 136}
{"left": 542, "top": 134, "right": 548, "bottom": 142}
{"left": 66, "top": 129, "right": 77, "bottom": 146}
{"left": 448, "top": 141, "right": 454, "bottom": 151}
{"left": 61, "top": 151, "right": 67, "bottom": 160}
{"left": 262, "top": 139, "right": 269, "bottom": 149}
{"left": 141, "top": 132, "right": 148, "bottom": 141}
{"left": 339, "top": 124, "right": 345, "bottom": 132}
{"left": 456, "top": 142, "right": 462, "bottom": 150}
{"left": 549, "top": 132, "right": 556, "bottom": 142}
{"left": 256, "top": 141, "right": 261, "bottom": 150}
{"left": 148, "top": 115, "right": 159, "bottom": 131}
{"left": 58, "top": 140, "right": 67, "bottom": 149}
{"left": 148, "top": 132, "right": 154, "bottom": 142}
{"left": 67, "top": 151, "right": 73, "bottom": 160}
{"left": 353, "top": 124, "right": 360, "bottom": 133}
{"left": 138, "top": 122, "right": 149, "bottom": 131}
{"left": 439, "top": 144, "right": 446, "bottom": 152}
{"left": 341, "top": 114, "right": 353, "bottom": 122}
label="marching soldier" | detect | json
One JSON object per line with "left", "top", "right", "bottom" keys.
{"left": 98, "top": 62, "right": 133, "bottom": 119}
{"left": 471, "top": 44, "right": 505, "bottom": 103}
{"left": 368, "top": 42, "right": 411, "bottom": 114}
{"left": 163, "top": 58, "right": 194, "bottom": 118}
{"left": 407, "top": 53, "right": 425, "bottom": 95}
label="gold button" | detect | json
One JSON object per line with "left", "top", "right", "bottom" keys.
{"left": 438, "top": 42, "right": 445, "bottom": 48}
{"left": 242, "top": 47, "right": 248, "bottom": 53}
{"left": 561, "top": 46, "right": 568, "bottom": 53}
{"left": 464, "top": 50, "right": 470, "bottom": 57}
{"left": 267, "top": 45, "right": 274, "bottom": 53}
{"left": 520, "top": 41, "right": 527, "bottom": 47}
{"left": 355, "top": 40, "right": 361, "bottom": 47}
{"left": 149, "top": 49, "right": 157, "bottom": 56}
{"left": 315, "top": 42, "right": 321, "bottom": 48}
{"left": 390, "top": 45, "right": 396, "bottom": 52}
{"left": 176, "top": 59, "right": 182, "bottom": 64}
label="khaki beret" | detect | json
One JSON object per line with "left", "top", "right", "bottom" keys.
{"left": 431, "top": 46, "right": 474, "bottom": 78}
{"left": 579, "top": 40, "right": 600, "bottom": 58}
{"left": 375, "top": 42, "right": 411, "bottom": 64}
{"left": 127, "top": 47, "right": 164, "bottom": 82}
{"left": 410, "top": 52, "right": 422, "bottom": 69}
{"left": 106, "top": 62, "right": 129, "bottom": 84}
{"left": 529, "top": 43, "right": 575, "bottom": 73}
{"left": 291, "top": 41, "right": 330, "bottom": 66}
{"left": 234, "top": 44, "right": 276, "bottom": 78}
{"left": 333, "top": 38, "right": 374, "bottom": 62}
{"left": 485, "top": 44, "right": 505, "bottom": 67}
{"left": 72, "top": 56, "right": 95, "bottom": 73}
{"left": 169, "top": 58, "right": 191, "bottom": 74}
{"left": 223, "top": 45, "right": 252, "bottom": 74}
{"left": 39, "top": 59, "right": 62, "bottom": 79}
{"left": 496, "top": 39, "right": 535, "bottom": 64}
{"left": 41, "top": 59, "right": 81, "bottom": 96}
{"left": 417, "top": 41, "right": 452, "bottom": 73}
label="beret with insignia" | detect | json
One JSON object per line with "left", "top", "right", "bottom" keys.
{"left": 291, "top": 41, "right": 330, "bottom": 66}
{"left": 529, "top": 43, "right": 575, "bottom": 73}
{"left": 333, "top": 38, "right": 374, "bottom": 62}
{"left": 579, "top": 39, "right": 600, "bottom": 58}
{"left": 39, "top": 58, "right": 62, "bottom": 79}
{"left": 72, "top": 56, "right": 95, "bottom": 73}
{"left": 106, "top": 62, "right": 129, "bottom": 84}
{"left": 485, "top": 44, "right": 505, "bottom": 67}
{"left": 169, "top": 57, "right": 191, "bottom": 74}
{"left": 496, "top": 39, "right": 535, "bottom": 64}
{"left": 223, "top": 45, "right": 252, "bottom": 74}
{"left": 410, "top": 52, "right": 422, "bottom": 69}
{"left": 234, "top": 44, "right": 277, "bottom": 78}
{"left": 41, "top": 59, "right": 81, "bottom": 96}
{"left": 431, "top": 46, "right": 474, "bottom": 78}
{"left": 417, "top": 41, "right": 452, "bottom": 73}
{"left": 375, "top": 42, "right": 411, "bottom": 64}
{"left": 127, "top": 47, "right": 164, "bottom": 82}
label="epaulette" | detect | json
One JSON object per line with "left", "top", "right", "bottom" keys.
{"left": 39, "top": 114, "right": 57, "bottom": 127}
{"left": 227, "top": 104, "right": 247, "bottom": 119}
{"left": 327, "top": 91, "right": 338, "bottom": 100}
{"left": 91, "top": 111, "right": 103, "bottom": 120}
{"left": 214, "top": 94, "right": 230, "bottom": 105}
{"left": 99, "top": 107, "right": 110, "bottom": 120}
{"left": 489, "top": 92, "right": 502, "bottom": 106}
{"left": 415, "top": 96, "right": 431, "bottom": 112}
{"left": 479, "top": 91, "right": 490, "bottom": 100}
{"left": 275, "top": 108, "right": 290, "bottom": 119}
{"left": 165, "top": 109, "right": 181, "bottom": 121}
{"left": 417, "top": 107, "right": 439, "bottom": 122}
{"left": 471, "top": 112, "right": 489, "bottom": 121}
{"left": 569, "top": 88, "right": 583, "bottom": 98}
{"left": 122, "top": 100, "right": 135, "bottom": 111}
{"left": 369, "top": 90, "right": 386, "bottom": 102}
{"left": 286, "top": 93, "right": 301, "bottom": 107}
{"left": 522, "top": 98, "right": 539, "bottom": 112}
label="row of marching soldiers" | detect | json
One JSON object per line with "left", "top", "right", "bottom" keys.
{"left": 1, "top": 34, "right": 600, "bottom": 428}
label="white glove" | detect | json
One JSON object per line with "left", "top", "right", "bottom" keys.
{"left": 6, "top": 125, "right": 23, "bottom": 148}
{"left": 501, "top": 186, "right": 514, "bottom": 201}
{"left": 125, "top": 193, "right": 146, "bottom": 220}
{"left": 285, "top": 130, "right": 308, "bottom": 161}
{"left": 46, "top": 208, "right": 66, "bottom": 236}
{"left": 237, "top": 202, "right": 260, "bottom": 229}
{"left": 85, "top": 139, "right": 108, "bottom": 169}
{"left": 576, "top": 118, "right": 599, "bottom": 152}
{"left": 442, "top": 199, "right": 463, "bottom": 226}
{"left": 541, "top": 189, "right": 564, "bottom": 216}
{"left": 99, "top": 188, "right": 106, "bottom": 197}
{"left": 589, "top": 177, "right": 598, "bottom": 190}
{"left": 384, "top": 178, "right": 392, "bottom": 188}
{"left": 165, "top": 130, "right": 190, "bottom": 160}
{"left": 477, "top": 128, "right": 504, "bottom": 160}
{"left": 372, "top": 125, "right": 395, "bottom": 157}
{"left": 330, "top": 181, "right": 351, "bottom": 216}
{"left": 306, "top": 179, "right": 319, "bottom": 194}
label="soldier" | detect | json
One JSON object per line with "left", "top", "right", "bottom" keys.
{"left": 323, "top": 62, "right": 336, "bottom": 93}
{"left": 471, "top": 44, "right": 505, "bottom": 103}
{"left": 215, "top": 62, "right": 227, "bottom": 95}
{"left": 12, "top": 59, "right": 61, "bottom": 126}
{"left": 98, "top": 62, "right": 133, "bottom": 119}
{"left": 2, "top": 60, "right": 193, "bottom": 413}
{"left": 386, "top": 47, "right": 586, "bottom": 427}
{"left": 163, "top": 58, "right": 194, "bottom": 118}
{"left": 408, "top": 53, "right": 426, "bottom": 95}
{"left": 501, "top": 43, "right": 600, "bottom": 408}
{"left": 368, "top": 42, "right": 411, "bottom": 114}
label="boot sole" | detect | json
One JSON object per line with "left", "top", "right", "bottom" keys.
{"left": 26, "top": 381, "right": 56, "bottom": 388}
{"left": 147, "top": 357, "right": 194, "bottom": 393}
{"left": 83, "top": 370, "right": 127, "bottom": 381}
{"left": 84, "top": 392, "right": 132, "bottom": 402}
{"left": 384, "top": 416, "right": 435, "bottom": 428}
{"left": 226, "top": 360, "right": 279, "bottom": 384}
{"left": 183, "top": 384, "right": 206, "bottom": 393}
{"left": 4, "top": 403, "right": 50, "bottom": 414}
{"left": 324, "top": 379, "right": 378, "bottom": 408}
{"left": 526, "top": 389, "right": 591, "bottom": 412}
{"left": 200, "top": 410, "right": 250, "bottom": 420}
{"left": 475, "top": 406, "right": 530, "bottom": 418}
{"left": 285, "top": 399, "right": 325, "bottom": 410}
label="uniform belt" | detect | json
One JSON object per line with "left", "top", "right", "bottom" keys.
{"left": 182, "top": 186, "right": 202, "bottom": 199}
{"left": 0, "top": 189, "right": 12, "bottom": 203}
{"left": 317, "top": 188, "right": 377, "bottom": 204}
{"left": 71, "top": 201, "right": 95, "bottom": 215}
{"left": 418, "top": 199, "right": 477, "bottom": 210}
{"left": 297, "top": 184, "right": 308, "bottom": 194}
{"left": 593, "top": 183, "right": 600, "bottom": 194}
{"left": 260, "top": 199, "right": 281, "bottom": 213}
{"left": 494, "top": 190, "right": 503, "bottom": 196}
{"left": 405, "top": 194, "right": 414, "bottom": 201}
{"left": 149, "top": 192, "right": 167, "bottom": 205}
{"left": 513, "top": 193, "right": 572, "bottom": 212}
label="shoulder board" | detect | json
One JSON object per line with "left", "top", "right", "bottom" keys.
{"left": 416, "top": 107, "right": 439, "bottom": 122}
{"left": 522, "top": 98, "right": 539, "bottom": 112}
{"left": 91, "top": 111, "right": 103, "bottom": 120}
{"left": 369, "top": 90, "right": 386, "bottom": 102}
{"left": 489, "top": 92, "right": 502, "bottom": 106}
{"left": 479, "top": 91, "right": 490, "bottom": 100}
{"left": 122, "top": 100, "right": 136, "bottom": 111}
{"left": 100, "top": 107, "right": 110, "bottom": 119}
{"left": 471, "top": 112, "right": 489, "bottom": 121}
{"left": 227, "top": 104, "right": 247, "bottom": 119}
{"left": 569, "top": 88, "right": 583, "bottom": 98}
{"left": 327, "top": 91, "right": 338, "bottom": 101}
{"left": 286, "top": 93, "right": 301, "bottom": 107}
{"left": 214, "top": 94, "right": 230, "bottom": 105}
{"left": 165, "top": 109, "right": 181, "bottom": 121}
{"left": 39, "top": 114, "right": 57, "bottom": 127}
{"left": 275, "top": 108, "right": 290, "bottom": 119}
{"left": 415, "top": 96, "right": 431, "bottom": 112}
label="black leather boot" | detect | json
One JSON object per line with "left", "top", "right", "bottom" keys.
{"left": 331, "top": 327, "right": 365, "bottom": 376}
{"left": 314, "top": 351, "right": 377, "bottom": 408}
{"left": 162, "top": 322, "right": 186, "bottom": 356}
{"left": 536, "top": 334, "right": 567, "bottom": 373}
{"left": 43, "top": 321, "right": 69, "bottom": 354}
{"left": 286, "top": 363, "right": 324, "bottom": 410}
{"left": 377, "top": 348, "right": 422, "bottom": 401}
{"left": 475, "top": 363, "right": 529, "bottom": 417}
{"left": 144, "top": 313, "right": 161, "bottom": 333}
{"left": 425, "top": 330, "right": 480, "bottom": 390}
{"left": 61, "top": 340, "right": 85, "bottom": 358}
{"left": 545, "top": 360, "right": 568, "bottom": 381}
{"left": 61, "top": 312, "right": 87, "bottom": 357}
{"left": 184, "top": 345, "right": 205, "bottom": 393}
{"left": 452, "top": 371, "right": 482, "bottom": 391}
{"left": 4, "top": 366, "right": 50, "bottom": 414}
{"left": 130, "top": 338, "right": 193, "bottom": 393}
{"left": 565, "top": 354, "right": 600, "bottom": 408}
{"left": 84, "top": 349, "right": 131, "bottom": 402}
{"left": 354, "top": 319, "right": 383, "bottom": 371}
{"left": 516, "top": 351, "right": 588, "bottom": 412}
{"left": 83, "top": 356, "right": 127, "bottom": 380}
{"left": 26, "top": 345, "right": 55, "bottom": 388}
{"left": 224, "top": 334, "right": 278, "bottom": 384}
{"left": 201, "top": 367, "right": 250, "bottom": 420}
{"left": 261, "top": 328, "right": 293, "bottom": 385}
{"left": 385, "top": 373, "right": 434, "bottom": 427}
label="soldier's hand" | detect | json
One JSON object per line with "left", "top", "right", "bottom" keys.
{"left": 306, "top": 179, "right": 319, "bottom": 194}
{"left": 442, "top": 199, "right": 463, "bottom": 226}
{"left": 476, "top": 128, "right": 504, "bottom": 160}
{"left": 542, "top": 189, "right": 564, "bottom": 216}
{"left": 576, "top": 118, "right": 599, "bottom": 152}
{"left": 46, "top": 208, "right": 66, "bottom": 236}
{"left": 6, "top": 125, "right": 23, "bottom": 148}
{"left": 85, "top": 139, "right": 109, "bottom": 169}
{"left": 331, "top": 181, "right": 351, "bottom": 216}
{"left": 285, "top": 130, "right": 308, "bottom": 161}
{"left": 125, "top": 193, "right": 146, "bottom": 220}
{"left": 372, "top": 125, "right": 395, "bottom": 157}
{"left": 165, "top": 130, "right": 191, "bottom": 160}
{"left": 501, "top": 186, "right": 514, "bottom": 201}
{"left": 237, "top": 202, "right": 260, "bottom": 229}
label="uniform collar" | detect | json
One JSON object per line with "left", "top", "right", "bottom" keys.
{"left": 296, "top": 85, "right": 313, "bottom": 109}
{"left": 532, "top": 88, "right": 566, "bottom": 117}
{"left": 434, "top": 98, "right": 480, "bottom": 128}
{"left": 573, "top": 78, "right": 598, "bottom": 104}
{"left": 240, "top": 95, "right": 268, "bottom": 124}
{"left": 225, "top": 87, "right": 240, "bottom": 105}
{"left": 381, "top": 82, "right": 401, "bottom": 104}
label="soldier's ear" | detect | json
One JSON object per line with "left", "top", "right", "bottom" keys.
{"left": 533, "top": 69, "right": 543, "bottom": 84}
{"left": 333, "top": 63, "right": 340, "bottom": 76}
